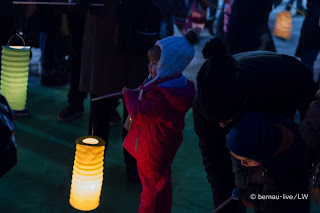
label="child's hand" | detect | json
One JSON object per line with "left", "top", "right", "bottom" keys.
{"left": 122, "top": 86, "right": 129, "bottom": 93}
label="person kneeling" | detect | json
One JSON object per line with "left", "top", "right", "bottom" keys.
{"left": 226, "top": 112, "right": 310, "bottom": 213}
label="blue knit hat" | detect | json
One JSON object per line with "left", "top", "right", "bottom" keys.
{"left": 226, "top": 113, "right": 281, "bottom": 163}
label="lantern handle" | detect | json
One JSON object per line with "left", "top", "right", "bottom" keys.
{"left": 7, "top": 32, "right": 26, "bottom": 47}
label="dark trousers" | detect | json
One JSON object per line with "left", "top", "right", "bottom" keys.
{"left": 89, "top": 95, "right": 112, "bottom": 144}
{"left": 193, "top": 107, "right": 246, "bottom": 213}
{"left": 67, "top": 12, "right": 87, "bottom": 106}
{"left": 39, "top": 32, "right": 58, "bottom": 65}
{"left": 208, "top": 0, "right": 218, "bottom": 18}
{"left": 301, "top": 49, "right": 320, "bottom": 76}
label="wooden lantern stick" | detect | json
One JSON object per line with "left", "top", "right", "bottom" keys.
{"left": 91, "top": 88, "right": 139, "bottom": 102}
{"left": 288, "top": 4, "right": 305, "bottom": 16}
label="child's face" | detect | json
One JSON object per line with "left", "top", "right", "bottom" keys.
{"left": 231, "top": 152, "right": 261, "bottom": 167}
{"left": 148, "top": 60, "right": 158, "bottom": 79}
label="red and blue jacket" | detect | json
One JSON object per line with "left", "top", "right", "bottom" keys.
{"left": 123, "top": 75, "right": 195, "bottom": 170}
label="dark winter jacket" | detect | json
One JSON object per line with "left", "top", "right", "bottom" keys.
{"left": 226, "top": 113, "right": 310, "bottom": 212}
{"left": 226, "top": 0, "right": 276, "bottom": 54}
{"left": 243, "top": 157, "right": 310, "bottom": 213}
{"left": 193, "top": 51, "right": 317, "bottom": 210}
{"left": 295, "top": 0, "right": 320, "bottom": 56}
{"left": 123, "top": 75, "right": 195, "bottom": 170}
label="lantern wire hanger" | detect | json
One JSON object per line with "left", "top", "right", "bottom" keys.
{"left": 7, "top": 31, "right": 26, "bottom": 47}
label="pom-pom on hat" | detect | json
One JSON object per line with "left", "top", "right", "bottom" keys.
{"left": 144, "top": 30, "right": 199, "bottom": 86}
{"left": 195, "top": 37, "right": 246, "bottom": 122}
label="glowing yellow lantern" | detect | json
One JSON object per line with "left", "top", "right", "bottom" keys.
{"left": 273, "top": 11, "right": 292, "bottom": 40}
{"left": 69, "top": 136, "right": 106, "bottom": 211}
{"left": 0, "top": 36, "right": 30, "bottom": 111}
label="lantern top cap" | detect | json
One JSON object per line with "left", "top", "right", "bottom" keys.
{"left": 75, "top": 136, "right": 105, "bottom": 147}
{"left": 82, "top": 138, "right": 99, "bottom": 145}
{"left": 2, "top": 45, "right": 30, "bottom": 51}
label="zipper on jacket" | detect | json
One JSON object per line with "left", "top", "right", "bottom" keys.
{"left": 135, "top": 127, "right": 141, "bottom": 152}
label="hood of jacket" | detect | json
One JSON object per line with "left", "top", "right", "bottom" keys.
{"left": 142, "top": 75, "right": 195, "bottom": 113}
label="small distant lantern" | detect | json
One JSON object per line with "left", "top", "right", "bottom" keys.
{"left": 69, "top": 136, "right": 106, "bottom": 211}
{"left": 273, "top": 11, "right": 292, "bottom": 40}
{"left": 0, "top": 33, "right": 30, "bottom": 111}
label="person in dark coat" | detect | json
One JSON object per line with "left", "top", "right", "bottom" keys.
{"left": 295, "top": 0, "right": 320, "bottom": 76}
{"left": 57, "top": 0, "right": 88, "bottom": 121}
{"left": 225, "top": 0, "right": 276, "bottom": 54}
{"left": 28, "top": 0, "right": 69, "bottom": 86}
{"left": 226, "top": 112, "right": 310, "bottom": 213}
{"left": 79, "top": 0, "right": 161, "bottom": 181}
{"left": 193, "top": 38, "right": 317, "bottom": 212}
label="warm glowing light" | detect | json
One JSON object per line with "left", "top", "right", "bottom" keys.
{"left": 0, "top": 45, "right": 30, "bottom": 110}
{"left": 8, "top": 46, "right": 25, "bottom": 49}
{"left": 273, "top": 11, "right": 292, "bottom": 40}
{"left": 69, "top": 136, "right": 106, "bottom": 211}
{"left": 82, "top": 138, "right": 99, "bottom": 145}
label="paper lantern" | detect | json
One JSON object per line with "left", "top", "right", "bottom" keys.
{"left": 0, "top": 45, "right": 30, "bottom": 111}
{"left": 69, "top": 136, "right": 106, "bottom": 211}
{"left": 273, "top": 11, "right": 292, "bottom": 40}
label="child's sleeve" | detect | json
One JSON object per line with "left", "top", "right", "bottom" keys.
{"left": 123, "top": 89, "right": 168, "bottom": 124}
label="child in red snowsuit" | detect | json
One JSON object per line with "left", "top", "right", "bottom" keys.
{"left": 122, "top": 31, "right": 198, "bottom": 213}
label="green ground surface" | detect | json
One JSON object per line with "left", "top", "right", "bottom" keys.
{"left": 0, "top": 86, "right": 319, "bottom": 213}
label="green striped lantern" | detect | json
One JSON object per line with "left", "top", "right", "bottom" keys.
{"left": 1, "top": 45, "right": 30, "bottom": 111}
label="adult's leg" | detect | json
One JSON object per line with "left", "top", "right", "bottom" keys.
{"left": 57, "top": 11, "right": 87, "bottom": 121}
{"left": 300, "top": 49, "right": 320, "bottom": 77}
{"left": 40, "top": 31, "right": 63, "bottom": 86}
{"left": 122, "top": 102, "right": 139, "bottom": 182}
{"left": 206, "top": 0, "right": 218, "bottom": 35}
{"left": 67, "top": 11, "right": 87, "bottom": 107}
{"left": 285, "top": 0, "right": 295, "bottom": 11}
{"left": 296, "top": 0, "right": 305, "bottom": 11}
{"left": 215, "top": 3, "right": 225, "bottom": 39}
{"left": 109, "top": 99, "right": 121, "bottom": 125}
{"left": 88, "top": 94, "right": 113, "bottom": 147}
{"left": 193, "top": 107, "right": 245, "bottom": 213}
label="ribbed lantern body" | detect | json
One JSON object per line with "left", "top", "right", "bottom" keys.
{"left": 0, "top": 46, "right": 30, "bottom": 111}
{"left": 273, "top": 11, "right": 292, "bottom": 40}
{"left": 69, "top": 136, "right": 105, "bottom": 211}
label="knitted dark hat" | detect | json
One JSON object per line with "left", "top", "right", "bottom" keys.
{"left": 226, "top": 113, "right": 281, "bottom": 163}
{"left": 196, "top": 37, "right": 246, "bottom": 123}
